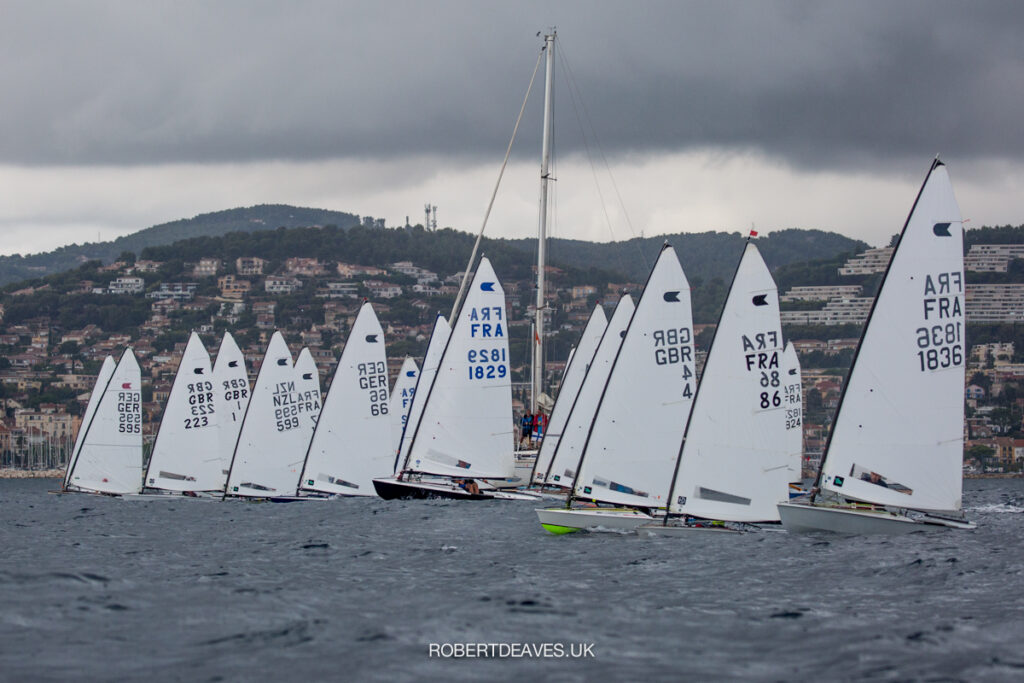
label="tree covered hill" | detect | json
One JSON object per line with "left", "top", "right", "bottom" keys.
{"left": 510, "top": 228, "right": 867, "bottom": 287}
{"left": 0, "top": 205, "right": 363, "bottom": 285}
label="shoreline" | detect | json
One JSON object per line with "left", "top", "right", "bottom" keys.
{"left": 0, "top": 469, "right": 63, "bottom": 479}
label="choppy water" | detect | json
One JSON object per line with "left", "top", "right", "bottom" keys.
{"left": 1, "top": 478, "right": 1023, "bottom": 681}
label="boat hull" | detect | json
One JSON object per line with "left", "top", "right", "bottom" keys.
{"left": 777, "top": 501, "right": 922, "bottom": 534}
{"left": 535, "top": 507, "right": 654, "bottom": 534}
{"left": 373, "top": 478, "right": 495, "bottom": 501}
{"left": 637, "top": 520, "right": 740, "bottom": 535}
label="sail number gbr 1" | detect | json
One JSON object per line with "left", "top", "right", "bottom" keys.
{"left": 467, "top": 348, "right": 508, "bottom": 380}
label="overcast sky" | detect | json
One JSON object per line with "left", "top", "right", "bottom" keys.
{"left": 2, "top": 0, "right": 1022, "bottom": 255}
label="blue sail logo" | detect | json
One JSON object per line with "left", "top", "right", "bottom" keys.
{"left": 480, "top": 282, "right": 495, "bottom": 291}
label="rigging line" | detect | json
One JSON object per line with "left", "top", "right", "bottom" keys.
{"left": 450, "top": 45, "right": 545, "bottom": 321}
{"left": 557, "top": 41, "right": 649, "bottom": 272}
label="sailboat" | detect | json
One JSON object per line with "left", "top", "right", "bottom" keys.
{"left": 537, "top": 244, "right": 697, "bottom": 533}
{"left": 62, "top": 356, "right": 115, "bottom": 492}
{"left": 297, "top": 302, "right": 391, "bottom": 496}
{"left": 781, "top": 342, "right": 806, "bottom": 496}
{"left": 288, "top": 347, "right": 322, "bottom": 470}
{"left": 529, "top": 304, "right": 608, "bottom": 487}
{"left": 212, "top": 331, "right": 250, "bottom": 489}
{"left": 393, "top": 314, "right": 451, "bottom": 475}
{"left": 644, "top": 240, "right": 791, "bottom": 533}
{"left": 63, "top": 348, "right": 143, "bottom": 495}
{"left": 540, "top": 295, "right": 635, "bottom": 492}
{"left": 389, "top": 356, "right": 419, "bottom": 459}
{"left": 373, "top": 257, "right": 533, "bottom": 500}
{"left": 223, "top": 331, "right": 308, "bottom": 499}
{"left": 143, "top": 332, "right": 221, "bottom": 495}
{"left": 778, "top": 159, "right": 974, "bottom": 533}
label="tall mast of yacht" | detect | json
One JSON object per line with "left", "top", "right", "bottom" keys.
{"left": 532, "top": 30, "right": 555, "bottom": 413}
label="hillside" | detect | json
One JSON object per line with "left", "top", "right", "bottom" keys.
{"left": 0, "top": 205, "right": 363, "bottom": 285}
{"left": 507, "top": 229, "right": 867, "bottom": 286}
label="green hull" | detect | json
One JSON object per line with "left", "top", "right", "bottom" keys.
{"left": 541, "top": 523, "right": 582, "bottom": 535}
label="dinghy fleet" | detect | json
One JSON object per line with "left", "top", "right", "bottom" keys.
{"left": 59, "top": 159, "right": 974, "bottom": 535}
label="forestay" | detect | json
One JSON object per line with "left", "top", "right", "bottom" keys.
{"left": 532, "top": 304, "right": 607, "bottom": 484}
{"left": 66, "top": 349, "right": 143, "bottom": 494}
{"left": 212, "top": 332, "right": 250, "bottom": 487}
{"left": 544, "top": 295, "right": 635, "bottom": 490}
{"left": 820, "top": 161, "right": 965, "bottom": 512}
{"left": 389, "top": 357, "right": 419, "bottom": 458}
{"left": 670, "top": 242, "right": 789, "bottom": 522}
{"left": 406, "top": 257, "right": 514, "bottom": 479}
{"left": 145, "top": 332, "right": 221, "bottom": 492}
{"left": 574, "top": 245, "right": 696, "bottom": 509}
{"left": 64, "top": 356, "right": 115, "bottom": 490}
{"left": 300, "top": 302, "right": 391, "bottom": 495}
{"left": 225, "top": 332, "right": 304, "bottom": 497}
{"left": 395, "top": 315, "right": 451, "bottom": 474}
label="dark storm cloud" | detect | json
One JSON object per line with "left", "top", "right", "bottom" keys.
{"left": 2, "top": 1, "right": 1022, "bottom": 170}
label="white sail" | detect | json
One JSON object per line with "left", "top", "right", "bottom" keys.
{"left": 66, "top": 348, "right": 143, "bottom": 494}
{"left": 781, "top": 342, "right": 804, "bottom": 483}
{"left": 820, "top": 161, "right": 965, "bottom": 512}
{"left": 225, "top": 332, "right": 305, "bottom": 497}
{"left": 300, "top": 302, "right": 391, "bottom": 495}
{"left": 64, "top": 356, "right": 116, "bottom": 489}
{"left": 574, "top": 246, "right": 696, "bottom": 509}
{"left": 544, "top": 295, "right": 635, "bottom": 489}
{"left": 532, "top": 305, "right": 608, "bottom": 484}
{"left": 406, "top": 257, "right": 514, "bottom": 478}
{"left": 145, "top": 332, "right": 220, "bottom": 491}
{"left": 395, "top": 314, "right": 451, "bottom": 474}
{"left": 289, "top": 347, "right": 322, "bottom": 470}
{"left": 390, "top": 356, "right": 419, "bottom": 458}
{"left": 212, "top": 331, "right": 250, "bottom": 487}
{"left": 669, "top": 242, "right": 789, "bottom": 522}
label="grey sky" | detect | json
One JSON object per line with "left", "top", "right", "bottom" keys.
{"left": 1, "top": 1, "right": 1022, "bottom": 254}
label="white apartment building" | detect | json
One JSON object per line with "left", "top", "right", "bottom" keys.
{"left": 780, "top": 285, "right": 863, "bottom": 302}
{"left": 108, "top": 277, "right": 145, "bottom": 295}
{"left": 780, "top": 297, "right": 874, "bottom": 326}
{"left": 838, "top": 247, "right": 894, "bottom": 275}
{"left": 965, "top": 284, "right": 1024, "bottom": 323}
{"left": 964, "top": 244, "right": 1024, "bottom": 273}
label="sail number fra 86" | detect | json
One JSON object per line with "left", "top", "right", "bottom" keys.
{"left": 467, "top": 348, "right": 507, "bottom": 380}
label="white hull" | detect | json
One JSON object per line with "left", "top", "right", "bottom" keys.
{"left": 637, "top": 521, "right": 740, "bottom": 535}
{"left": 777, "top": 501, "right": 923, "bottom": 534}
{"left": 536, "top": 506, "right": 654, "bottom": 534}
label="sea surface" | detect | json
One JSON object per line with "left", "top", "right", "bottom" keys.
{"left": 1, "top": 478, "right": 1023, "bottom": 682}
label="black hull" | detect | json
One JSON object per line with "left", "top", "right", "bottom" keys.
{"left": 372, "top": 478, "right": 492, "bottom": 501}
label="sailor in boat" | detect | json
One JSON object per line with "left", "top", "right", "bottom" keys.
{"left": 456, "top": 478, "right": 481, "bottom": 495}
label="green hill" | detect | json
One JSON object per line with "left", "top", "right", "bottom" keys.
{"left": 0, "top": 205, "right": 363, "bottom": 285}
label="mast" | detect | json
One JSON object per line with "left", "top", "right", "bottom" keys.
{"left": 532, "top": 30, "right": 555, "bottom": 413}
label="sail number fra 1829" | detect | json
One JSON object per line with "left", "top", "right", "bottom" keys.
{"left": 467, "top": 348, "right": 507, "bottom": 380}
